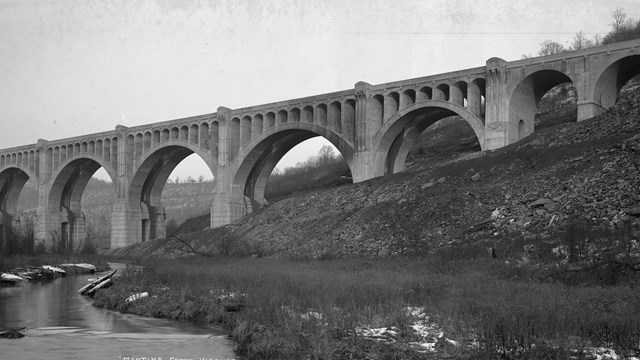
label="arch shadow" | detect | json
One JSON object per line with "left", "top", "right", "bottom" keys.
{"left": 508, "top": 69, "right": 577, "bottom": 141}
{"left": 0, "top": 166, "right": 34, "bottom": 223}
{"left": 372, "top": 100, "right": 485, "bottom": 176}
{"left": 591, "top": 54, "right": 640, "bottom": 111}
{"left": 231, "top": 123, "right": 355, "bottom": 213}
{"left": 127, "top": 140, "right": 217, "bottom": 242}
{"left": 47, "top": 156, "right": 117, "bottom": 251}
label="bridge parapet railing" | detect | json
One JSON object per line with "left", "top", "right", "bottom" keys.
{"left": 123, "top": 112, "right": 218, "bottom": 135}
{"left": 43, "top": 130, "right": 119, "bottom": 149}
{"left": 228, "top": 89, "right": 356, "bottom": 118}
{"left": 360, "top": 66, "right": 488, "bottom": 122}
{"left": 0, "top": 143, "right": 40, "bottom": 156}
{"left": 368, "top": 65, "right": 487, "bottom": 96}
{"left": 0, "top": 143, "right": 40, "bottom": 171}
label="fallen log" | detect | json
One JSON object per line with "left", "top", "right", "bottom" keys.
{"left": 74, "top": 263, "right": 97, "bottom": 273}
{"left": 78, "top": 270, "right": 117, "bottom": 295}
{"left": 60, "top": 263, "right": 97, "bottom": 274}
{"left": 86, "top": 279, "right": 112, "bottom": 296}
{"left": 42, "top": 265, "right": 66, "bottom": 277}
{"left": 0, "top": 328, "right": 26, "bottom": 339}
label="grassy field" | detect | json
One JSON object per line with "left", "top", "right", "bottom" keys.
{"left": 94, "top": 252, "right": 640, "bottom": 360}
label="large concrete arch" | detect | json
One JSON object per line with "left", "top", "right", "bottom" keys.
{"left": 0, "top": 166, "right": 34, "bottom": 252}
{"left": 130, "top": 139, "right": 216, "bottom": 205}
{"left": 51, "top": 153, "right": 118, "bottom": 185}
{"left": 0, "top": 164, "right": 37, "bottom": 189}
{"left": 0, "top": 166, "right": 34, "bottom": 223}
{"left": 371, "top": 100, "right": 485, "bottom": 177}
{"left": 507, "top": 69, "right": 578, "bottom": 141}
{"left": 590, "top": 54, "right": 640, "bottom": 113}
{"left": 44, "top": 157, "right": 116, "bottom": 250}
{"left": 214, "top": 123, "right": 355, "bottom": 223}
{"left": 231, "top": 122, "right": 355, "bottom": 172}
{"left": 241, "top": 132, "right": 317, "bottom": 211}
{"left": 124, "top": 140, "right": 217, "bottom": 242}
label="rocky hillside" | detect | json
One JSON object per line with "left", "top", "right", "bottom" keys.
{"left": 105, "top": 81, "right": 640, "bottom": 261}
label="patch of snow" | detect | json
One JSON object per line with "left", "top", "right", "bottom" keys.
{"left": 209, "top": 290, "right": 245, "bottom": 300}
{"left": 404, "top": 306, "right": 427, "bottom": 318}
{"left": 356, "top": 326, "right": 398, "bottom": 341}
{"left": 1, "top": 273, "right": 23, "bottom": 282}
{"left": 42, "top": 265, "right": 65, "bottom": 274}
{"left": 585, "top": 347, "right": 620, "bottom": 360}
{"left": 417, "top": 342, "right": 436, "bottom": 351}
{"left": 301, "top": 311, "right": 323, "bottom": 320}
{"left": 491, "top": 208, "right": 505, "bottom": 220}
{"left": 280, "top": 306, "right": 327, "bottom": 324}
{"left": 446, "top": 338, "right": 459, "bottom": 346}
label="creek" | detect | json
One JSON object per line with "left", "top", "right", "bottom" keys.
{"left": 0, "top": 263, "right": 236, "bottom": 360}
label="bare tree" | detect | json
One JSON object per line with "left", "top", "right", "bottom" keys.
{"left": 538, "top": 40, "right": 567, "bottom": 56}
{"left": 572, "top": 31, "right": 593, "bottom": 50}
{"left": 318, "top": 145, "right": 336, "bottom": 165}
{"left": 611, "top": 8, "right": 627, "bottom": 41}
{"left": 593, "top": 33, "right": 603, "bottom": 46}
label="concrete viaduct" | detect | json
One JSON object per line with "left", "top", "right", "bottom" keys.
{"left": 1, "top": 39, "right": 639, "bottom": 249}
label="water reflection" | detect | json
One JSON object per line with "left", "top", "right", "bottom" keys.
{"left": 0, "top": 263, "right": 236, "bottom": 359}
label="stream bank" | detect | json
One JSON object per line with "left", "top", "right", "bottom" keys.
{"left": 0, "top": 262, "right": 236, "bottom": 360}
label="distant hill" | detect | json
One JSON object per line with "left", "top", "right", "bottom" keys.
{"left": 16, "top": 178, "right": 214, "bottom": 248}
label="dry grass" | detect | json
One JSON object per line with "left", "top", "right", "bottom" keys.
{"left": 93, "top": 256, "right": 640, "bottom": 359}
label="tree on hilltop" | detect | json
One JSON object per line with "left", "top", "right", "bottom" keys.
{"left": 572, "top": 31, "right": 594, "bottom": 50}
{"left": 537, "top": 40, "right": 569, "bottom": 56}
{"left": 611, "top": 8, "right": 628, "bottom": 42}
{"left": 603, "top": 8, "right": 640, "bottom": 44}
{"left": 524, "top": 8, "right": 639, "bottom": 59}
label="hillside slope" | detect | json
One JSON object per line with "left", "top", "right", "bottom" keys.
{"left": 105, "top": 82, "right": 640, "bottom": 260}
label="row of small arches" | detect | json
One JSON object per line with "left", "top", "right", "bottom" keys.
{"left": 368, "top": 78, "right": 487, "bottom": 125}
{"left": 0, "top": 149, "right": 39, "bottom": 174}
{"left": 227, "top": 99, "right": 357, "bottom": 159}
{"left": 45, "top": 137, "right": 119, "bottom": 176}
{"left": 125, "top": 123, "right": 218, "bottom": 167}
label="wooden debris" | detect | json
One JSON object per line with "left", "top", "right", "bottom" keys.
{"left": 78, "top": 270, "right": 117, "bottom": 295}
{"left": 86, "top": 279, "right": 112, "bottom": 296}
{"left": 42, "top": 265, "right": 66, "bottom": 276}
{"left": 0, "top": 328, "right": 26, "bottom": 339}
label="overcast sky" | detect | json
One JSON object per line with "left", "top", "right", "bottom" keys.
{"left": 0, "top": 0, "right": 631, "bottom": 181}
